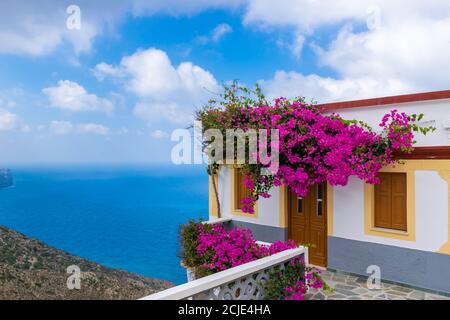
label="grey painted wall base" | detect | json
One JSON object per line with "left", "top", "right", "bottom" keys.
{"left": 328, "top": 236, "right": 450, "bottom": 294}
{"left": 226, "top": 220, "right": 288, "bottom": 243}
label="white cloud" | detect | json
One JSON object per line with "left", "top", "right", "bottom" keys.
{"left": 260, "top": 70, "right": 412, "bottom": 103}
{"left": 317, "top": 19, "right": 450, "bottom": 91}
{"left": 0, "top": 88, "right": 25, "bottom": 109}
{"left": 75, "top": 123, "right": 110, "bottom": 135}
{"left": 93, "top": 62, "right": 124, "bottom": 81}
{"left": 50, "top": 120, "right": 110, "bottom": 135}
{"left": 50, "top": 121, "right": 73, "bottom": 135}
{"left": 0, "top": 0, "right": 243, "bottom": 56}
{"left": 43, "top": 80, "right": 114, "bottom": 114}
{"left": 211, "top": 23, "right": 233, "bottom": 42}
{"left": 130, "top": 0, "right": 244, "bottom": 16}
{"left": 243, "top": 0, "right": 366, "bottom": 31}
{"left": 195, "top": 23, "right": 233, "bottom": 44}
{"left": 20, "top": 124, "right": 31, "bottom": 133}
{"left": 95, "top": 48, "right": 219, "bottom": 125}
{"left": 150, "top": 129, "right": 169, "bottom": 139}
{"left": 0, "top": 109, "right": 17, "bottom": 131}
{"left": 247, "top": 1, "right": 450, "bottom": 100}
{"left": 0, "top": 1, "right": 108, "bottom": 55}
{"left": 0, "top": 99, "right": 16, "bottom": 109}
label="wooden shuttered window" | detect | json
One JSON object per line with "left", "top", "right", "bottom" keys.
{"left": 235, "top": 169, "right": 253, "bottom": 210}
{"left": 374, "top": 173, "right": 407, "bottom": 231}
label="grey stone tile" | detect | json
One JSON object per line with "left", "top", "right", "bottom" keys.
{"left": 385, "top": 290, "right": 408, "bottom": 297}
{"left": 332, "top": 276, "right": 347, "bottom": 283}
{"left": 353, "top": 287, "right": 369, "bottom": 294}
{"left": 390, "top": 286, "right": 414, "bottom": 293}
{"left": 408, "top": 291, "right": 425, "bottom": 300}
{"left": 314, "top": 292, "right": 325, "bottom": 300}
{"left": 425, "top": 294, "right": 450, "bottom": 300}
{"left": 335, "top": 284, "right": 357, "bottom": 291}
{"left": 327, "top": 293, "right": 347, "bottom": 300}
{"left": 336, "top": 289, "right": 358, "bottom": 297}
{"left": 386, "top": 294, "right": 407, "bottom": 300}
{"left": 306, "top": 269, "right": 449, "bottom": 301}
{"left": 303, "top": 293, "right": 313, "bottom": 300}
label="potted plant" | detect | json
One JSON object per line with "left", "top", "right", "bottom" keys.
{"left": 179, "top": 220, "right": 204, "bottom": 281}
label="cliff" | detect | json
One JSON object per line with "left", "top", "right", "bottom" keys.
{"left": 0, "top": 226, "right": 173, "bottom": 300}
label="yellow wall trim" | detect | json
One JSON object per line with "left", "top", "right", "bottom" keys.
{"left": 364, "top": 167, "right": 416, "bottom": 241}
{"left": 208, "top": 175, "right": 219, "bottom": 218}
{"left": 230, "top": 168, "right": 259, "bottom": 218}
{"left": 438, "top": 170, "right": 450, "bottom": 254}
{"left": 327, "top": 184, "right": 334, "bottom": 236}
{"left": 279, "top": 185, "right": 288, "bottom": 228}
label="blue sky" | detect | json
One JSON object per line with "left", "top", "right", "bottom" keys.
{"left": 1, "top": 0, "right": 449, "bottom": 164}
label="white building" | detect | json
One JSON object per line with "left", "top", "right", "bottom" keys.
{"left": 208, "top": 90, "right": 450, "bottom": 294}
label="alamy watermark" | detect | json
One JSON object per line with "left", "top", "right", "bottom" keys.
{"left": 66, "top": 265, "right": 81, "bottom": 290}
{"left": 170, "top": 121, "right": 280, "bottom": 173}
{"left": 366, "top": 5, "right": 381, "bottom": 31}
{"left": 66, "top": 5, "right": 81, "bottom": 30}
{"left": 366, "top": 265, "right": 382, "bottom": 290}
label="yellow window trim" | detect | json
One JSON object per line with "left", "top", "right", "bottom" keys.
{"left": 364, "top": 166, "right": 416, "bottom": 241}
{"left": 230, "top": 168, "right": 259, "bottom": 218}
{"left": 380, "top": 159, "right": 450, "bottom": 253}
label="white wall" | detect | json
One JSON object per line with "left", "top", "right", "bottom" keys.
{"left": 214, "top": 99, "right": 450, "bottom": 251}
{"left": 217, "top": 168, "right": 449, "bottom": 252}
{"left": 328, "top": 99, "right": 450, "bottom": 146}
{"left": 332, "top": 172, "right": 448, "bottom": 252}
{"left": 218, "top": 166, "right": 281, "bottom": 227}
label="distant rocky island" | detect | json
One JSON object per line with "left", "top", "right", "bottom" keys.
{"left": 0, "top": 226, "right": 173, "bottom": 300}
{"left": 0, "top": 169, "right": 13, "bottom": 189}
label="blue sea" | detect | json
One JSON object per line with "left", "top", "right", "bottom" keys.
{"left": 0, "top": 165, "right": 208, "bottom": 284}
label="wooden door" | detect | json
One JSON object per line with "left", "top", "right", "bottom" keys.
{"left": 288, "top": 183, "right": 327, "bottom": 267}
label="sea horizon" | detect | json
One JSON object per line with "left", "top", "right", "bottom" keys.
{"left": 0, "top": 163, "right": 208, "bottom": 284}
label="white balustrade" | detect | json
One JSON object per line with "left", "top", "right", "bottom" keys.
{"left": 140, "top": 246, "right": 307, "bottom": 300}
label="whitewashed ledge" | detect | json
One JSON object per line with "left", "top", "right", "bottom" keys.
{"left": 140, "top": 246, "right": 307, "bottom": 300}
{"left": 202, "top": 217, "right": 232, "bottom": 225}
{"left": 203, "top": 218, "right": 271, "bottom": 247}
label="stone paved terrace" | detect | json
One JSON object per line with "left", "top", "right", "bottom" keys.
{"left": 305, "top": 270, "right": 450, "bottom": 300}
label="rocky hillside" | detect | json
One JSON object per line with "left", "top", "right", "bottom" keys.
{"left": 0, "top": 226, "right": 173, "bottom": 300}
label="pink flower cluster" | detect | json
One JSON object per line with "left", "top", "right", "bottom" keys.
{"left": 380, "top": 109, "right": 414, "bottom": 151}
{"left": 218, "top": 99, "right": 417, "bottom": 212}
{"left": 283, "top": 267, "right": 324, "bottom": 300}
{"left": 193, "top": 222, "right": 324, "bottom": 299}
{"left": 284, "top": 281, "right": 307, "bottom": 300}
{"left": 196, "top": 224, "right": 297, "bottom": 273}
{"left": 259, "top": 239, "right": 298, "bottom": 256}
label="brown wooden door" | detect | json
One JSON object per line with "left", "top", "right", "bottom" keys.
{"left": 288, "top": 183, "right": 327, "bottom": 267}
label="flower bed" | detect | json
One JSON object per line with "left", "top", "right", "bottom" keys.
{"left": 179, "top": 220, "right": 325, "bottom": 300}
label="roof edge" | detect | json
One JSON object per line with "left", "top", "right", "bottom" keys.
{"left": 394, "top": 146, "right": 450, "bottom": 160}
{"left": 318, "top": 90, "right": 450, "bottom": 111}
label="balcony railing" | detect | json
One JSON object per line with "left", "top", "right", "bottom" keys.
{"left": 140, "top": 245, "right": 307, "bottom": 300}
